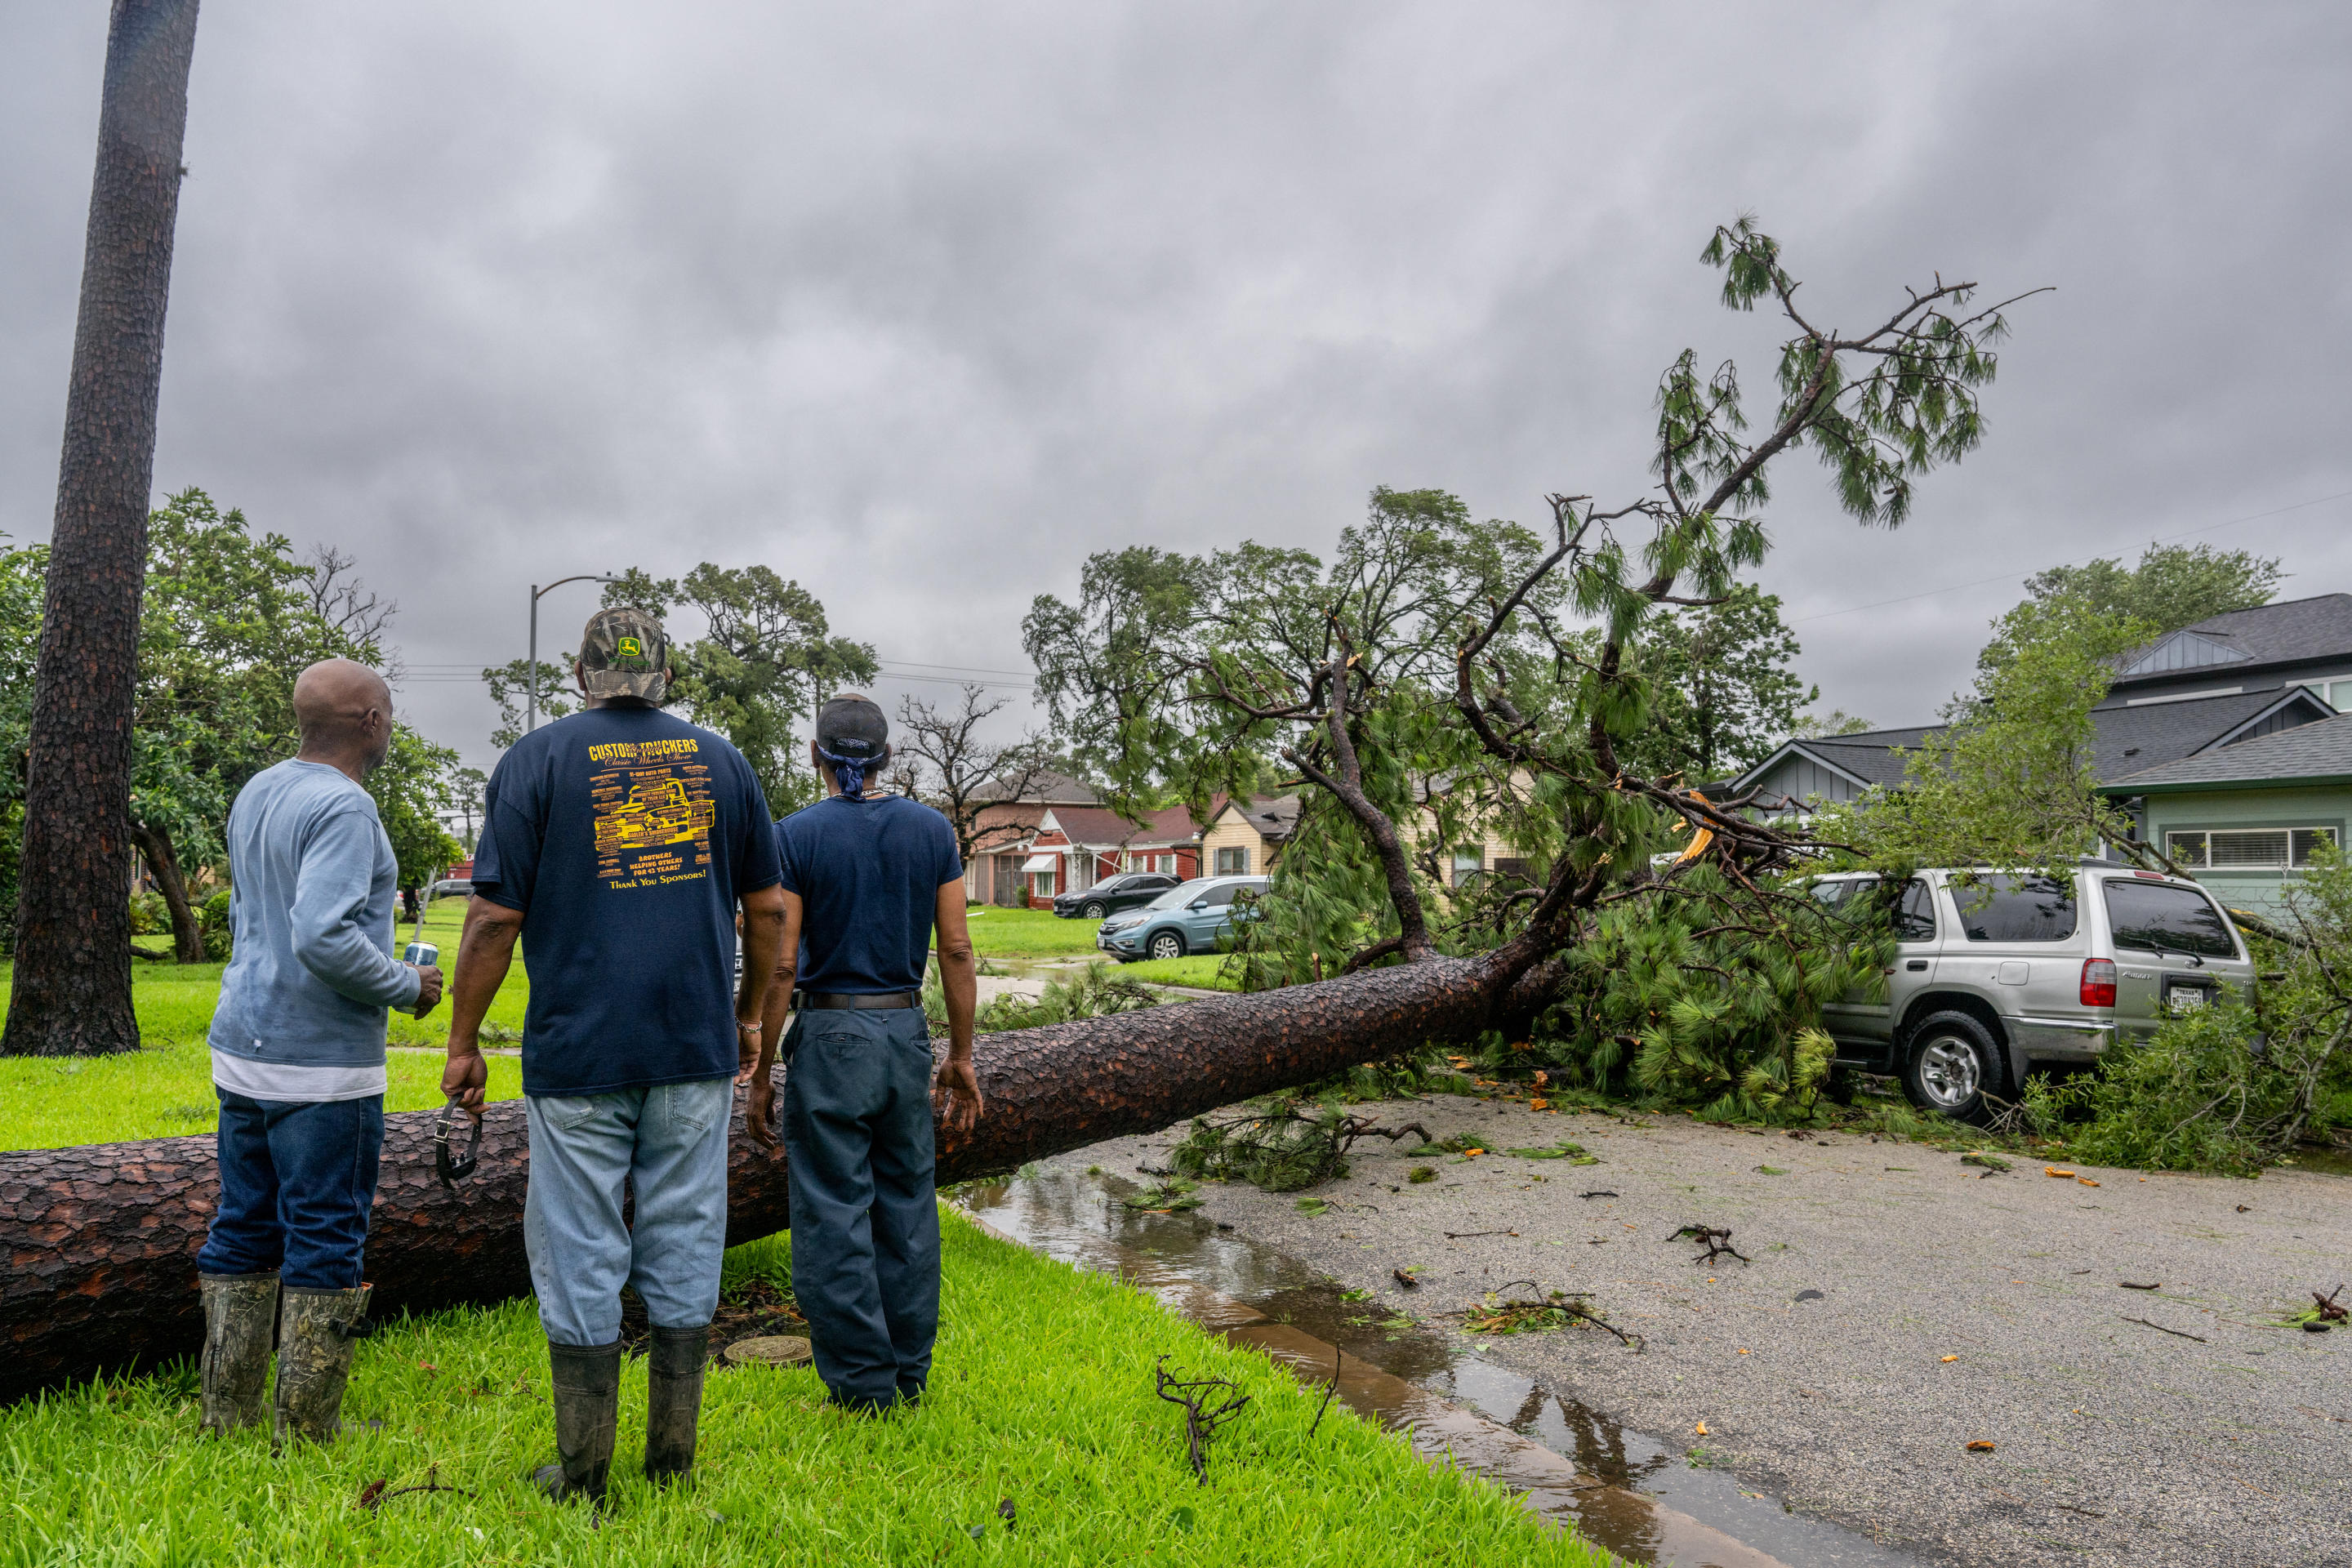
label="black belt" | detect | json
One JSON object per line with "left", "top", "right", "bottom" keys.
{"left": 795, "top": 990, "right": 920, "bottom": 1011}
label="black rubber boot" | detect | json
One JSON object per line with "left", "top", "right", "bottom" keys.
{"left": 198, "top": 1271, "right": 278, "bottom": 1436}
{"left": 272, "top": 1284, "right": 372, "bottom": 1448}
{"left": 532, "top": 1340, "right": 622, "bottom": 1504}
{"left": 644, "top": 1324, "right": 710, "bottom": 1486}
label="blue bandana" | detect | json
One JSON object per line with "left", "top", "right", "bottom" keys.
{"left": 818, "top": 745, "right": 876, "bottom": 796}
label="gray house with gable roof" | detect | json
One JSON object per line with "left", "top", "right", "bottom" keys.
{"left": 1734, "top": 594, "right": 2352, "bottom": 813}
{"left": 2096, "top": 712, "right": 2352, "bottom": 915}
{"left": 1731, "top": 595, "right": 2352, "bottom": 906}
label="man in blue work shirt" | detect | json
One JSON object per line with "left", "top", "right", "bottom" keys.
{"left": 742, "top": 693, "right": 982, "bottom": 1414}
{"left": 440, "top": 608, "right": 786, "bottom": 1503}
{"left": 198, "top": 659, "right": 444, "bottom": 1446}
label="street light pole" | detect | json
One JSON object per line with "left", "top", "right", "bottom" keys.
{"left": 527, "top": 574, "right": 620, "bottom": 734}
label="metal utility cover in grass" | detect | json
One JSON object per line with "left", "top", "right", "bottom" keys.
{"left": 724, "top": 1334, "right": 813, "bottom": 1367}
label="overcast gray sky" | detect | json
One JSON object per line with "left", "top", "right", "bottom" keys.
{"left": 6, "top": 2, "right": 2348, "bottom": 770}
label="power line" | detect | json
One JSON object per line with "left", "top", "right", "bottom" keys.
{"left": 1788, "top": 487, "right": 2352, "bottom": 626}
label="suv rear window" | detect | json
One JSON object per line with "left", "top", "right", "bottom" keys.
{"left": 1953, "top": 875, "right": 2077, "bottom": 942}
{"left": 2102, "top": 880, "right": 2237, "bottom": 960}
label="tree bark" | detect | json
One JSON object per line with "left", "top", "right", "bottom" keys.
{"left": 3, "top": 0, "right": 202, "bottom": 1057}
{"left": 0, "top": 959, "right": 1503, "bottom": 1400}
{"left": 129, "top": 817, "right": 205, "bottom": 964}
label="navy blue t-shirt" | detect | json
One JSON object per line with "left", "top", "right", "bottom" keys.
{"left": 775, "top": 793, "right": 963, "bottom": 995}
{"left": 471, "top": 706, "right": 782, "bottom": 1096}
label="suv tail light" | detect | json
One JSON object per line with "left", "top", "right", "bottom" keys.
{"left": 2080, "top": 958, "right": 2117, "bottom": 1008}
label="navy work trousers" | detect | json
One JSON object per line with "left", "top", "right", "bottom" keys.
{"left": 782, "top": 1007, "right": 941, "bottom": 1409}
{"left": 197, "top": 1089, "right": 384, "bottom": 1290}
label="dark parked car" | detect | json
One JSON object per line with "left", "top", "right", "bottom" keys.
{"left": 1052, "top": 871, "right": 1179, "bottom": 920}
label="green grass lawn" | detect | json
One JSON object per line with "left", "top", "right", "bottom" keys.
{"left": 0, "top": 922, "right": 532, "bottom": 1150}
{"left": 963, "top": 906, "right": 1107, "bottom": 957}
{"left": 1120, "top": 955, "right": 1241, "bottom": 991}
{"left": 0, "top": 1216, "right": 1604, "bottom": 1568}
{"left": 0, "top": 1043, "right": 528, "bottom": 1151}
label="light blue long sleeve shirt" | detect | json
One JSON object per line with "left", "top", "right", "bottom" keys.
{"left": 207, "top": 760, "right": 421, "bottom": 1075}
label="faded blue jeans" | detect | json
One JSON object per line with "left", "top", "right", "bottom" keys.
{"left": 523, "top": 1077, "right": 732, "bottom": 1348}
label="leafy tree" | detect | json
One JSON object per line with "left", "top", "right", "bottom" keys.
{"left": 0, "top": 543, "right": 48, "bottom": 957}
{"left": 483, "top": 658, "right": 577, "bottom": 749}
{"left": 0, "top": 491, "right": 464, "bottom": 964}
{"left": 367, "top": 726, "right": 465, "bottom": 894}
{"left": 1027, "top": 218, "right": 2036, "bottom": 1117}
{"left": 1845, "top": 595, "right": 2156, "bottom": 886}
{"left": 581, "top": 566, "right": 878, "bottom": 815}
{"left": 1790, "top": 708, "right": 1875, "bottom": 737}
{"left": 1980, "top": 542, "right": 2285, "bottom": 680}
{"left": 450, "top": 766, "right": 489, "bottom": 851}
{"left": 1619, "top": 584, "right": 1817, "bottom": 781}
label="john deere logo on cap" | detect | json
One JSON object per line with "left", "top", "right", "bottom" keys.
{"left": 617, "top": 635, "right": 644, "bottom": 658}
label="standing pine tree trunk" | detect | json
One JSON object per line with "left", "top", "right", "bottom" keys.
{"left": 129, "top": 819, "right": 206, "bottom": 964}
{"left": 3, "top": 0, "right": 203, "bottom": 1057}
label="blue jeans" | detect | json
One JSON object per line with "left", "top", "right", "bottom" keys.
{"left": 782, "top": 1009, "right": 941, "bottom": 1407}
{"left": 523, "top": 1077, "right": 732, "bottom": 1348}
{"left": 198, "top": 1089, "right": 384, "bottom": 1291}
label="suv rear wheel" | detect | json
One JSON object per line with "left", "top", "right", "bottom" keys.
{"left": 1147, "top": 931, "right": 1186, "bottom": 961}
{"left": 1900, "top": 1010, "right": 2011, "bottom": 1125}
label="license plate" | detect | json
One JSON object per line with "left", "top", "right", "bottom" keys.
{"left": 2164, "top": 978, "right": 2212, "bottom": 1013}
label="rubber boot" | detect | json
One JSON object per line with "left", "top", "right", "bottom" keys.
{"left": 532, "top": 1340, "right": 622, "bottom": 1504}
{"left": 644, "top": 1325, "right": 709, "bottom": 1486}
{"left": 198, "top": 1271, "right": 278, "bottom": 1435}
{"left": 273, "top": 1284, "right": 372, "bottom": 1448}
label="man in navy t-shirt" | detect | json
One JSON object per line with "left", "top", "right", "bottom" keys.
{"left": 742, "top": 693, "right": 981, "bottom": 1412}
{"left": 441, "top": 608, "right": 785, "bottom": 1503}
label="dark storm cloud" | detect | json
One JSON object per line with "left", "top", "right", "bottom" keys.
{"left": 3, "top": 2, "right": 2348, "bottom": 764}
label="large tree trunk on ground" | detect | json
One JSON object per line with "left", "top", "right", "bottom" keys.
{"left": 4, "top": 0, "right": 203, "bottom": 1058}
{"left": 0, "top": 958, "right": 1500, "bottom": 1401}
{"left": 129, "top": 818, "right": 205, "bottom": 964}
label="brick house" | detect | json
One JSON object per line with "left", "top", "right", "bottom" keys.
{"left": 1017, "top": 804, "right": 1207, "bottom": 900}
{"left": 964, "top": 771, "right": 1100, "bottom": 906}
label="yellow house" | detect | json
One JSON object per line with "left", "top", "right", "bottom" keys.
{"left": 1200, "top": 795, "right": 1301, "bottom": 876}
{"left": 1201, "top": 783, "right": 1533, "bottom": 889}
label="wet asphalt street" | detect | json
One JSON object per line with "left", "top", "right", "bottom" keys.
{"left": 1055, "top": 1094, "right": 2352, "bottom": 1568}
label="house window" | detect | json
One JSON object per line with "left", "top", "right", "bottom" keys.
{"left": 2300, "top": 679, "right": 2352, "bottom": 712}
{"left": 1450, "top": 847, "right": 1484, "bottom": 889}
{"left": 1214, "top": 846, "right": 1250, "bottom": 875}
{"left": 2166, "top": 826, "right": 2340, "bottom": 870}
{"left": 1030, "top": 869, "right": 1057, "bottom": 898}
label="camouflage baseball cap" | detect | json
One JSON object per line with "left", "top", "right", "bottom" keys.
{"left": 579, "top": 608, "right": 670, "bottom": 702}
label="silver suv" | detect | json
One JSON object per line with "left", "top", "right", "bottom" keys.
{"left": 1808, "top": 865, "right": 2256, "bottom": 1124}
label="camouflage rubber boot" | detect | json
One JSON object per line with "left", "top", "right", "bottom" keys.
{"left": 532, "top": 1340, "right": 623, "bottom": 1504}
{"left": 271, "top": 1284, "right": 372, "bottom": 1448}
{"left": 643, "top": 1325, "right": 710, "bottom": 1486}
{"left": 198, "top": 1271, "right": 278, "bottom": 1436}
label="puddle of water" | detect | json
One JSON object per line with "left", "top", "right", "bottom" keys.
{"left": 962, "top": 1165, "right": 1920, "bottom": 1568}
{"left": 2286, "top": 1146, "right": 2352, "bottom": 1178}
